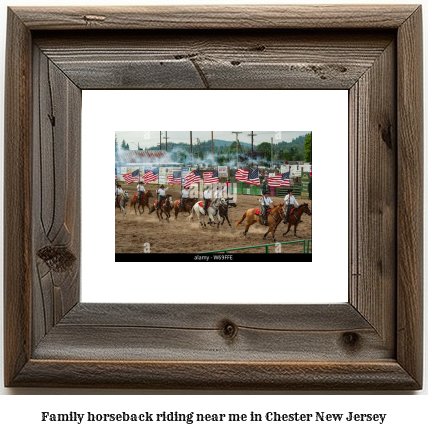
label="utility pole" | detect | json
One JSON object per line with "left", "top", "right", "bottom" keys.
{"left": 271, "top": 136, "right": 273, "bottom": 168}
{"left": 248, "top": 131, "right": 257, "bottom": 155}
{"left": 164, "top": 131, "right": 170, "bottom": 152}
{"left": 211, "top": 131, "right": 214, "bottom": 168}
{"left": 190, "top": 131, "right": 193, "bottom": 163}
{"left": 232, "top": 131, "right": 242, "bottom": 168}
{"left": 158, "top": 131, "right": 162, "bottom": 151}
{"left": 197, "top": 138, "right": 200, "bottom": 163}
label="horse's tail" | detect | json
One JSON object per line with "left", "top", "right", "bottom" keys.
{"left": 235, "top": 210, "right": 247, "bottom": 227}
{"left": 187, "top": 205, "right": 195, "bottom": 221}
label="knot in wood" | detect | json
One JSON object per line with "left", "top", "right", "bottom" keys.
{"left": 37, "top": 245, "right": 76, "bottom": 272}
{"left": 219, "top": 320, "right": 238, "bottom": 340}
{"left": 341, "top": 332, "right": 361, "bottom": 350}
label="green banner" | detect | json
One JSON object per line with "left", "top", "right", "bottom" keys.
{"left": 301, "top": 172, "right": 311, "bottom": 199}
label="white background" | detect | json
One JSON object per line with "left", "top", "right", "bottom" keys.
{"left": 82, "top": 89, "right": 348, "bottom": 304}
{"left": 0, "top": 0, "right": 426, "bottom": 428}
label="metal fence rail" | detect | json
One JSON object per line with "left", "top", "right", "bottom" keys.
{"left": 200, "top": 239, "right": 309, "bottom": 254}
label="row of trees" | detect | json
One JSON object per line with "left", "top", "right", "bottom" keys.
{"left": 115, "top": 133, "right": 312, "bottom": 166}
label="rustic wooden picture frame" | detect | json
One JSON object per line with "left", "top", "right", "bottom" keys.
{"left": 4, "top": 5, "right": 423, "bottom": 389}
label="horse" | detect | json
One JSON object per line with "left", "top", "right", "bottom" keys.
{"left": 115, "top": 191, "right": 129, "bottom": 217}
{"left": 283, "top": 203, "right": 312, "bottom": 237}
{"left": 189, "top": 197, "right": 227, "bottom": 229}
{"left": 235, "top": 203, "right": 285, "bottom": 241}
{"left": 173, "top": 197, "right": 198, "bottom": 219}
{"left": 219, "top": 198, "right": 237, "bottom": 227}
{"left": 153, "top": 194, "right": 173, "bottom": 223}
{"left": 129, "top": 189, "right": 153, "bottom": 215}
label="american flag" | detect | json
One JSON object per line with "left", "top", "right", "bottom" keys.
{"left": 235, "top": 168, "right": 260, "bottom": 185}
{"left": 143, "top": 167, "right": 159, "bottom": 184}
{"left": 247, "top": 168, "right": 260, "bottom": 185}
{"left": 184, "top": 168, "right": 201, "bottom": 188}
{"left": 123, "top": 169, "right": 140, "bottom": 184}
{"left": 268, "top": 171, "right": 290, "bottom": 187}
{"left": 235, "top": 168, "right": 249, "bottom": 182}
{"left": 203, "top": 170, "right": 219, "bottom": 185}
{"left": 167, "top": 170, "right": 182, "bottom": 185}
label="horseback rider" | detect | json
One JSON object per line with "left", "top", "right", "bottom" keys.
{"left": 115, "top": 184, "right": 123, "bottom": 206}
{"left": 284, "top": 189, "right": 300, "bottom": 224}
{"left": 259, "top": 191, "right": 273, "bottom": 225}
{"left": 261, "top": 176, "right": 269, "bottom": 195}
{"left": 203, "top": 185, "right": 212, "bottom": 213}
{"left": 137, "top": 181, "right": 145, "bottom": 206}
{"left": 214, "top": 185, "right": 222, "bottom": 200}
{"left": 180, "top": 186, "right": 190, "bottom": 211}
{"left": 156, "top": 185, "right": 168, "bottom": 209}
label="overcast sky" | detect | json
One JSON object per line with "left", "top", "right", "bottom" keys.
{"left": 116, "top": 131, "right": 311, "bottom": 150}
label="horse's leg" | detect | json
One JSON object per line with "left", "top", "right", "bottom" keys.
{"left": 294, "top": 223, "right": 301, "bottom": 237}
{"left": 198, "top": 210, "right": 204, "bottom": 228}
{"left": 243, "top": 216, "right": 252, "bottom": 236}
{"left": 271, "top": 224, "right": 276, "bottom": 242}
{"left": 283, "top": 224, "right": 291, "bottom": 236}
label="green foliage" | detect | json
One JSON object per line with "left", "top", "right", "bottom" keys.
{"left": 121, "top": 139, "right": 129, "bottom": 150}
{"left": 304, "top": 132, "right": 312, "bottom": 162}
{"left": 257, "top": 142, "right": 271, "bottom": 153}
{"left": 229, "top": 141, "right": 243, "bottom": 153}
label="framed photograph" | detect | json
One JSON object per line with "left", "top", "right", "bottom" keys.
{"left": 112, "top": 128, "right": 314, "bottom": 262}
{"left": 4, "top": 5, "right": 423, "bottom": 389}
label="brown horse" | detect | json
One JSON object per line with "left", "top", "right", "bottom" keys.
{"left": 129, "top": 190, "right": 153, "bottom": 215}
{"left": 173, "top": 197, "right": 198, "bottom": 219}
{"left": 235, "top": 204, "right": 284, "bottom": 241}
{"left": 283, "top": 203, "right": 312, "bottom": 237}
{"left": 155, "top": 194, "right": 173, "bottom": 223}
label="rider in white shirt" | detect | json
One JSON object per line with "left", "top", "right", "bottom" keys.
{"left": 180, "top": 187, "right": 189, "bottom": 211}
{"left": 284, "top": 189, "right": 300, "bottom": 223}
{"left": 203, "top": 186, "right": 212, "bottom": 213}
{"left": 259, "top": 192, "right": 273, "bottom": 225}
{"left": 115, "top": 184, "right": 123, "bottom": 206}
{"left": 156, "top": 185, "right": 168, "bottom": 208}
{"left": 214, "top": 185, "right": 222, "bottom": 199}
{"left": 137, "top": 182, "right": 145, "bottom": 205}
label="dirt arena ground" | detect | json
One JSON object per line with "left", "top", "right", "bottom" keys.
{"left": 115, "top": 185, "right": 312, "bottom": 254}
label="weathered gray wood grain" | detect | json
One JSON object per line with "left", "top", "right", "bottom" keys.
{"left": 397, "top": 6, "right": 423, "bottom": 387}
{"left": 12, "top": 5, "right": 419, "bottom": 30}
{"left": 32, "top": 46, "right": 81, "bottom": 351}
{"left": 4, "top": 8, "right": 32, "bottom": 388}
{"left": 34, "top": 31, "right": 394, "bottom": 90}
{"left": 12, "top": 360, "right": 419, "bottom": 390}
{"left": 349, "top": 40, "right": 397, "bottom": 353}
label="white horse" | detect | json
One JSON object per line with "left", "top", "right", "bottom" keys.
{"left": 116, "top": 191, "right": 129, "bottom": 217}
{"left": 189, "top": 197, "right": 226, "bottom": 228}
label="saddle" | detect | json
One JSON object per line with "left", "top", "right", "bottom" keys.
{"left": 198, "top": 201, "right": 211, "bottom": 208}
{"left": 255, "top": 208, "right": 272, "bottom": 216}
{"left": 154, "top": 199, "right": 164, "bottom": 207}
